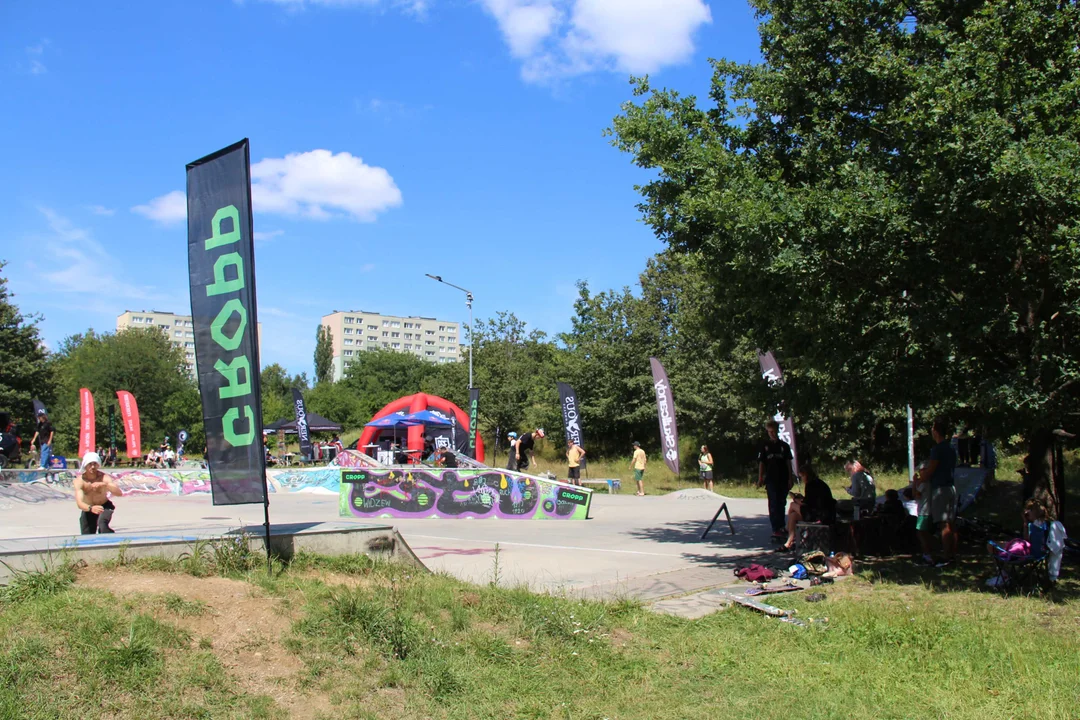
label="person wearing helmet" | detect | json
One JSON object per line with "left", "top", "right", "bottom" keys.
{"left": 506, "top": 432, "right": 519, "bottom": 471}
{"left": 515, "top": 428, "right": 545, "bottom": 472}
{"left": 75, "top": 452, "right": 123, "bottom": 534}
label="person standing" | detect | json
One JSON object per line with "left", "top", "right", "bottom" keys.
{"left": 505, "top": 432, "right": 518, "bottom": 471}
{"left": 757, "top": 420, "right": 795, "bottom": 540}
{"left": 515, "top": 428, "right": 544, "bottom": 471}
{"left": 30, "top": 410, "right": 54, "bottom": 469}
{"left": 631, "top": 441, "right": 647, "bottom": 496}
{"left": 917, "top": 416, "right": 959, "bottom": 566}
{"left": 566, "top": 438, "right": 586, "bottom": 486}
{"left": 698, "top": 445, "right": 715, "bottom": 492}
{"left": 75, "top": 452, "right": 123, "bottom": 534}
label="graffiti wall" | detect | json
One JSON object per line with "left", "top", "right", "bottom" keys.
{"left": 338, "top": 468, "right": 592, "bottom": 520}
{"left": 271, "top": 468, "right": 341, "bottom": 494}
{"left": 0, "top": 469, "right": 212, "bottom": 497}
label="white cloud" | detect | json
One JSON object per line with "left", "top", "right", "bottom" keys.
{"left": 86, "top": 204, "right": 115, "bottom": 216}
{"left": 25, "top": 42, "right": 48, "bottom": 75}
{"left": 131, "top": 190, "right": 187, "bottom": 225}
{"left": 134, "top": 149, "right": 401, "bottom": 226}
{"left": 479, "top": 0, "right": 711, "bottom": 82}
{"left": 31, "top": 207, "right": 167, "bottom": 304}
{"left": 483, "top": 0, "right": 562, "bottom": 58}
{"left": 254, "top": 229, "right": 285, "bottom": 242}
{"left": 251, "top": 150, "right": 402, "bottom": 221}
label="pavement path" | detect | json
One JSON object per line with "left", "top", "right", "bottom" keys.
{"left": 0, "top": 487, "right": 776, "bottom": 609}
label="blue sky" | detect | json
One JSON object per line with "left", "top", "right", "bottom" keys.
{"left": 1, "top": 0, "right": 761, "bottom": 377}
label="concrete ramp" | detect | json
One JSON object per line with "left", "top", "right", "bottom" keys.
{"left": 339, "top": 467, "right": 593, "bottom": 520}
{"left": 0, "top": 520, "right": 426, "bottom": 585}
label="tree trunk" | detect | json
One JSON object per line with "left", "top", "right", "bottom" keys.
{"left": 1025, "top": 429, "right": 1062, "bottom": 520}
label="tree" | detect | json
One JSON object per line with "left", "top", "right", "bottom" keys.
{"left": 341, "top": 349, "right": 437, "bottom": 420}
{"left": 0, "top": 261, "right": 51, "bottom": 433}
{"left": 50, "top": 328, "right": 201, "bottom": 455}
{"left": 260, "top": 363, "right": 309, "bottom": 425}
{"left": 314, "top": 325, "right": 334, "bottom": 384}
{"left": 610, "top": 0, "right": 1080, "bottom": 513}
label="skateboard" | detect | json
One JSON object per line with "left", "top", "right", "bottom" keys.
{"left": 715, "top": 591, "right": 808, "bottom": 627}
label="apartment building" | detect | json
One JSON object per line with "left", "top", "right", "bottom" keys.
{"left": 117, "top": 310, "right": 262, "bottom": 376}
{"left": 321, "top": 310, "right": 461, "bottom": 381}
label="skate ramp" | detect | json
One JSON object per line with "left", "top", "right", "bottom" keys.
{"left": 340, "top": 467, "right": 593, "bottom": 520}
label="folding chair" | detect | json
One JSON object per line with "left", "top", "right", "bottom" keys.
{"left": 986, "top": 522, "right": 1065, "bottom": 593}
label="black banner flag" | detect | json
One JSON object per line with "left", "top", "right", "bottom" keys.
{"left": 556, "top": 382, "right": 585, "bottom": 469}
{"left": 292, "top": 388, "right": 313, "bottom": 461}
{"left": 757, "top": 350, "right": 799, "bottom": 475}
{"left": 186, "top": 139, "right": 266, "bottom": 506}
{"left": 649, "top": 358, "right": 680, "bottom": 475}
{"left": 468, "top": 387, "right": 479, "bottom": 458}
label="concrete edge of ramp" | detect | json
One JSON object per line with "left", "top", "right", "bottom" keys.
{"left": 0, "top": 522, "right": 429, "bottom": 585}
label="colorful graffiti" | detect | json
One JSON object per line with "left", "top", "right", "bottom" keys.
{"left": 0, "top": 468, "right": 212, "bottom": 498}
{"left": 339, "top": 468, "right": 592, "bottom": 520}
{"left": 271, "top": 468, "right": 341, "bottom": 494}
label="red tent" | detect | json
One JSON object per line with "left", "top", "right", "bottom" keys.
{"left": 357, "top": 392, "right": 485, "bottom": 463}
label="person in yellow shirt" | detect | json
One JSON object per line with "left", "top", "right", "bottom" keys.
{"left": 631, "top": 441, "right": 647, "bottom": 496}
{"left": 566, "top": 439, "right": 586, "bottom": 486}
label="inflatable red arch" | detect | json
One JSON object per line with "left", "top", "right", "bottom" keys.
{"left": 357, "top": 392, "right": 485, "bottom": 463}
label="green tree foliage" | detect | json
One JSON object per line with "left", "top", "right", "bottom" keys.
{"left": 0, "top": 262, "right": 51, "bottom": 432}
{"left": 49, "top": 328, "right": 202, "bottom": 455}
{"left": 314, "top": 325, "right": 334, "bottom": 384}
{"left": 610, "top": 0, "right": 1080, "bottom": 503}
{"left": 260, "top": 363, "right": 309, "bottom": 426}
{"left": 341, "top": 349, "right": 438, "bottom": 421}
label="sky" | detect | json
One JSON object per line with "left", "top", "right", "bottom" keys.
{"left": 1, "top": 0, "right": 762, "bottom": 378}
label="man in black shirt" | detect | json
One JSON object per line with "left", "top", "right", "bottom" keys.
{"left": 30, "top": 411, "right": 54, "bottom": 470}
{"left": 757, "top": 419, "right": 795, "bottom": 538}
{"left": 515, "top": 428, "right": 545, "bottom": 471}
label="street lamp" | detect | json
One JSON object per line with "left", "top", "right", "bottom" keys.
{"left": 425, "top": 274, "right": 474, "bottom": 389}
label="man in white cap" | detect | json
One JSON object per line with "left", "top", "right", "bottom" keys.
{"left": 76, "top": 452, "right": 123, "bottom": 534}
{"left": 515, "top": 428, "right": 545, "bottom": 472}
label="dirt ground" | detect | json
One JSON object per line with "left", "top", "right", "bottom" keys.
{"left": 77, "top": 566, "right": 330, "bottom": 720}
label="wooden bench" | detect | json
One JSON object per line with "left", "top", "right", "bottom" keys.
{"left": 580, "top": 478, "right": 621, "bottom": 494}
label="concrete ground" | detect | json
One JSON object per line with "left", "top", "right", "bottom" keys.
{"left": 0, "top": 488, "right": 776, "bottom": 599}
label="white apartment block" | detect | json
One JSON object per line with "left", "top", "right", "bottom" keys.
{"left": 321, "top": 310, "right": 462, "bottom": 382}
{"left": 117, "top": 310, "right": 262, "bottom": 376}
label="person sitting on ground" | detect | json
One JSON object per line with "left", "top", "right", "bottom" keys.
{"left": 779, "top": 464, "right": 836, "bottom": 551}
{"left": 146, "top": 448, "right": 161, "bottom": 468}
{"left": 881, "top": 488, "right": 906, "bottom": 516}
{"left": 566, "top": 438, "right": 586, "bottom": 486}
{"left": 823, "top": 552, "right": 854, "bottom": 578}
{"left": 843, "top": 459, "right": 877, "bottom": 512}
{"left": 698, "top": 445, "right": 714, "bottom": 492}
{"left": 75, "top": 451, "right": 123, "bottom": 535}
{"left": 515, "top": 428, "right": 544, "bottom": 471}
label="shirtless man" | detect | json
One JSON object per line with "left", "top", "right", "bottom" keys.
{"left": 76, "top": 452, "right": 123, "bottom": 534}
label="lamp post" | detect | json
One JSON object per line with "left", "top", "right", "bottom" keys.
{"left": 425, "top": 274, "right": 474, "bottom": 389}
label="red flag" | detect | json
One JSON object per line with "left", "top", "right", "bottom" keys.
{"left": 116, "top": 391, "right": 142, "bottom": 460}
{"left": 78, "top": 388, "right": 95, "bottom": 458}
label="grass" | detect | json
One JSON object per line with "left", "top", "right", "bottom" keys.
{"left": 0, "top": 562, "right": 283, "bottom": 720}
{"left": 1, "top": 536, "right": 1077, "bottom": 719}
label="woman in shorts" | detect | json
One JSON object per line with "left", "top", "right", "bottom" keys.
{"left": 698, "top": 445, "right": 714, "bottom": 492}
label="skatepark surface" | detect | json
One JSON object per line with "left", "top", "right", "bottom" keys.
{"left": 0, "top": 488, "right": 774, "bottom": 599}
